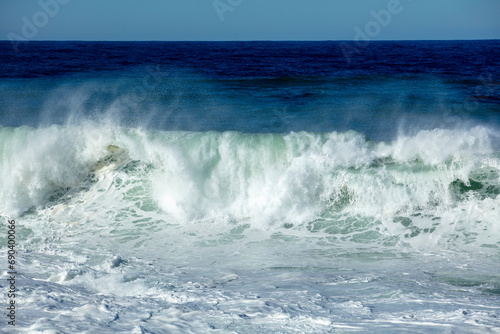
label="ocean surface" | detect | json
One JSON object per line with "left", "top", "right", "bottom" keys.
{"left": 1, "top": 40, "right": 500, "bottom": 333}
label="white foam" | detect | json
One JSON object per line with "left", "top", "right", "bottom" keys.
{"left": 1, "top": 125, "right": 499, "bottom": 252}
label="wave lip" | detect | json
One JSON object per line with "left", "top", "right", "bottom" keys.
{"left": 0, "top": 124, "right": 113, "bottom": 216}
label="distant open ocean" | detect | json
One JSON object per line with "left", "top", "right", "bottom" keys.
{"left": 1, "top": 40, "right": 499, "bottom": 333}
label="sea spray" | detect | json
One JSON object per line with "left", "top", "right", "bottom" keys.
{"left": 2, "top": 124, "right": 499, "bottom": 252}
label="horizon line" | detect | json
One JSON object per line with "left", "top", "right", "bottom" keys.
{"left": 1, "top": 38, "right": 500, "bottom": 43}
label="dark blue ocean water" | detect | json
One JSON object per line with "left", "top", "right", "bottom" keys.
{"left": 1, "top": 40, "right": 499, "bottom": 139}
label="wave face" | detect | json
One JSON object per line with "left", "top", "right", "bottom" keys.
{"left": 2, "top": 124, "right": 499, "bottom": 248}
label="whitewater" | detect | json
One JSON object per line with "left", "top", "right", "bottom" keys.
{"left": 1, "top": 122, "right": 500, "bottom": 333}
